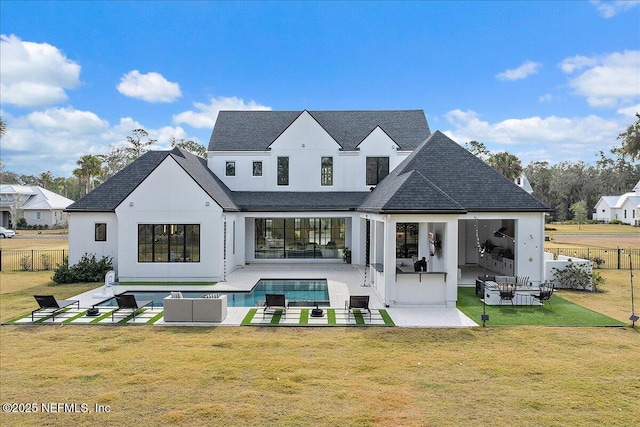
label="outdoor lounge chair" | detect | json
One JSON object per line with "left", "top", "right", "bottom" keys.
{"left": 32, "top": 295, "right": 80, "bottom": 322}
{"left": 263, "top": 293, "right": 288, "bottom": 319}
{"left": 531, "top": 282, "right": 554, "bottom": 308}
{"left": 346, "top": 295, "right": 371, "bottom": 321}
{"left": 111, "top": 293, "right": 153, "bottom": 322}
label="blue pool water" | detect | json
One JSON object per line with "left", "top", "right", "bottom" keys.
{"left": 96, "top": 279, "right": 329, "bottom": 307}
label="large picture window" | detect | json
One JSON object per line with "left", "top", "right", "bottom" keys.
{"left": 138, "top": 224, "right": 200, "bottom": 262}
{"left": 366, "top": 157, "right": 389, "bottom": 186}
{"left": 255, "top": 218, "right": 345, "bottom": 259}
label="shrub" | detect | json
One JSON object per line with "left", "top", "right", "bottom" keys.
{"left": 591, "top": 256, "right": 605, "bottom": 269}
{"left": 592, "top": 271, "right": 605, "bottom": 293}
{"left": 52, "top": 253, "right": 114, "bottom": 284}
{"left": 20, "top": 255, "right": 32, "bottom": 271}
{"left": 608, "top": 219, "right": 624, "bottom": 225}
{"left": 52, "top": 258, "right": 75, "bottom": 284}
{"left": 16, "top": 218, "right": 27, "bottom": 229}
{"left": 41, "top": 253, "right": 53, "bottom": 270}
{"left": 552, "top": 261, "right": 593, "bottom": 291}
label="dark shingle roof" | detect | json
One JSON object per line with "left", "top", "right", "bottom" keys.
{"left": 169, "top": 149, "right": 238, "bottom": 211}
{"left": 66, "top": 148, "right": 238, "bottom": 212}
{"left": 209, "top": 110, "right": 430, "bottom": 151}
{"left": 65, "top": 151, "right": 169, "bottom": 212}
{"left": 360, "top": 170, "right": 465, "bottom": 213}
{"left": 360, "top": 131, "right": 550, "bottom": 213}
{"left": 232, "top": 191, "right": 369, "bottom": 211}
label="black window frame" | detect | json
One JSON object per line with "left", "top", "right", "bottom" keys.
{"left": 253, "top": 161, "right": 263, "bottom": 177}
{"left": 366, "top": 157, "right": 390, "bottom": 186}
{"left": 138, "top": 224, "right": 200, "bottom": 263}
{"left": 226, "top": 161, "right": 236, "bottom": 176}
{"left": 95, "top": 223, "right": 107, "bottom": 242}
{"left": 321, "top": 156, "right": 333, "bottom": 186}
{"left": 277, "top": 157, "right": 289, "bottom": 186}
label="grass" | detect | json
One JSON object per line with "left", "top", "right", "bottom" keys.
{"left": 457, "top": 287, "right": 625, "bottom": 326}
{"left": 1, "top": 230, "right": 640, "bottom": 425}
{"left": 1, "top": 324, "right": 638, "bottom": 426}
{"left": 545, "top": 222, "right": 640, "bottom": 235}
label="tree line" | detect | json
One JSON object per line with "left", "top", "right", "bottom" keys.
{"left": 466, "top": 113, "right": 639, "bottom": 222}
{"left": 1, "top": 115, "right": 638, "bottom": 221}
{"left": 0, "top": 124, "right": 206, "bottom": 201}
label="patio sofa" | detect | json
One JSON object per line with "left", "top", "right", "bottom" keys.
{"left": 475, "top": 275, "right": 531, "bottom": 296}
{"left": 163, "top": 293, "right": 227, "bottom": 322}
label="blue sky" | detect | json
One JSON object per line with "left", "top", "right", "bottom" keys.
{"left": 1, "top": 1, "right": 639, "bottom": 177}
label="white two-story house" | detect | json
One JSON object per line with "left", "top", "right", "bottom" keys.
{"left": 66, "top": 110, "right": 549, "bottom": 307}
{"left": 593, "top": 180, "right": 640, "bottom": 226}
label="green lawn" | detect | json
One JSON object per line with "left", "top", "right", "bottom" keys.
{"left": 457, "top": 287, "right": 625, "bottom": 327}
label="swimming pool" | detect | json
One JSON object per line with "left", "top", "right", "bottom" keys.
{"left": 95, "top": 279, "right": 330, "bottom": 308}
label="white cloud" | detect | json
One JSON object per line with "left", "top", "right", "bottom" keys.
{"left": 591, "top": 0, "right": 640, "bottom": 18}
{"left": 539, "top": 94, "right": 553, "bottom": 103}
{"left": 173, "top": 96, "right": 271, "bottom": 128}
{"left": 0, "top": 34, "right": 81, "bottom": 107}
{"left": 0, "top": 109, "right": 199, "bottom": 177}
{"left": 443, "top": 109, "right": 627, "bottom": 164}
{"left": 617, "top": 104, "right": 640, "bottom": 118}
{"left": 560, "top": 50, "right": 640, "bottom": 107}
{"left": 116, "top": 70, "right": 182, "bottom": 103}
{"left": 496, "top": 61, "right": 541, "bottom": 81}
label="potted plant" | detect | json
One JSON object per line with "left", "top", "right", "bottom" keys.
{"left": 343, "top": 247, "right": 352, "bottom": 264}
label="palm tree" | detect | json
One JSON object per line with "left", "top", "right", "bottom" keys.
{"left": 38, "top": 171, "right": 54, "bottom": 189}
{"left": 487, "top": 151, "right": 523, "bottom": 182}
{"left": 73, "top": 154, "right": 103, "bottom": 195}
{"left": 0, "top": 116, "right": 6, "bottom": 139}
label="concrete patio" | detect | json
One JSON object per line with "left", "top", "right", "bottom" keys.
{"left": 25, "top": 264, "right": 478, "bottom": 328}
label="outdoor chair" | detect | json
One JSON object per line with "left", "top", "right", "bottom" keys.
{"left": 112, "top": 293, "right": 153, "bottom": 322}
{"left": 263, "top": 293, "right": 288, "bottom": 319}
{"left": 32, "top": 295, "right": 80, "bottom": 322}
{"left": 345, "top": 295, "right": 371, "bottom": 321}
{"left": 531, "top": 282, "right": 554, "bottom": 308}
{"left": 498, "top": 283, "right": 516, "bottom": 306}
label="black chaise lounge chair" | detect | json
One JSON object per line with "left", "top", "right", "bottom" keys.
{"left": 263, "top": 293, "right": 288, "bottom": 319}
{"left": 32, "top": 295, "right": 80, "bottom": 322}
{"left": 112, "top": 293, "right": 153, "bottom": 322}
{"left": 346, "top": 295, "right": 371, "bottom": 321}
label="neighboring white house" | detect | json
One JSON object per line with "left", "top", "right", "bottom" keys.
{"left": 66, "top": 110, "right": 550, "bottom": 308}
{"left": 0, "top": 184, "right": 74, "bottom": 228}
{"left": 592, "top": 180, "right": 640, "bottom": 226}
{"left": 515, "top": 173, "right": 533, "bottom": 194}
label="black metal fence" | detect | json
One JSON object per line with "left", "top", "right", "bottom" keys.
{"left": 0, "top": 247, "right": 637, "bottom": 271}
{"left": 545, "top": 248, "right": 639, "bottom": 270}
{"left": 0, "top": 249, "right": 67, "bottom": 272}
